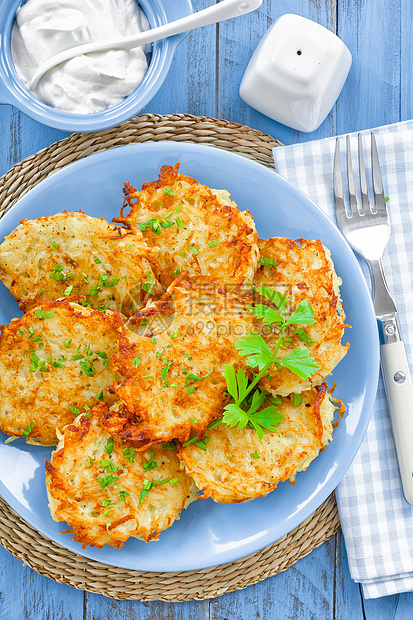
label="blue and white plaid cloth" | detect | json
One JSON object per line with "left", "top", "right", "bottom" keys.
{"left": 273, "top": 120, "right": 413, "bottom": 599}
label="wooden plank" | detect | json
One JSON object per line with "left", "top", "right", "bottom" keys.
{"left": 0, "top": 545, "right": 84, "bottom": 620}
{"left": 0, "top": 106, "right": 66, "bottom": 178}
{"left": 336, "top": 0, "right": 401, "bottom": 134}
{"left": 210, "top": 538, "right": 336, "bottom": 620}
{"left": 400, "top": 0, "right": 413, "bottom": 121}
{"left": 144, "top": 0, "right": 216, "bottom": 118}
{"left": 217, "top": 0, "right": 337, "bottom": 145}
{"left": 334, "top": 532, "right": 364, "bottom": 619}
{"left": 364, "top": 592, "right": 413, "bottom": 620}
{"left": 84, "top": 592, "right": 209, "bottom": 619}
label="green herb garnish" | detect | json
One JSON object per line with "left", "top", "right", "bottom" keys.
{"left": 221, "top": 286, "right": 319, "bottom": 439}
{"left": 293, "top": 394, "right": 303, "bottom": 406}
{"left": 22, "top": 422, "right": 33, "bottom": 437}
{"left": 96, "top": 474, "right": 119, "bottom": 489}
{"left": 188, "top": 244, "right": 198, "bottom": 256}
{"left": 141, "top": 271, "right": 155, "bottom": 295}
{"left": 139, "top": 477, "right": 169, "bottom": 505}
{"left": 143, "top": 448, "right": 158, "bottom": 471}
{"left": 105, "top": 437, "right": 114, "bottom": 456}
{"left": 34, "top": 309, "right": 55, "bottom": 319}
{"left": 260, "top": 256, "right": 278, "bottom": 266}
{"left": 123, "top": 447, "right": 135, "bottom": 463}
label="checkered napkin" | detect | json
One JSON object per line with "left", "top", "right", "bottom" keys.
{"left": 272, "top": 120, "right": 413, "bottom": 599}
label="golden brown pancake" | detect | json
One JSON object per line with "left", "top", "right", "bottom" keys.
{"left": 111, "top": 279, "right": 255, "bottom": 445}
{"left": 0, "top": 210, "right": 161, "bottom": 316}
{"left": 45, "top": 402, "right": 198, "bottom": 548}
{"left": 0, "top": 300, "right": 122, "bottom": 445}
{"left": 179, "top": 385, "right": 336, "bottom": 503}
{"left": 254, "top": 237, "right": 349, "bottom": 396}
{"left": 114, "top": 162, "right": 259, "bottom": 288}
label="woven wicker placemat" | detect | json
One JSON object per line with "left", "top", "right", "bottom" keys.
{"left": 0, "top": 113, "right": 340, "bottom": 602}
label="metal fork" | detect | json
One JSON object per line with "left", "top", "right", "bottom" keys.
{"left": 334, "top": 133, "right": 413, "bottom": 506}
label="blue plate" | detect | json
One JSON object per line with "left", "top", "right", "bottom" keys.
{"left": 0, "top": 143, "right": 379, "bottom": 571}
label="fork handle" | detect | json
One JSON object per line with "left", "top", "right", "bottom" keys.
{"left": 369, "top": 259, "right": 397, "bottom": 319}
{"left": 381, "top": 340, "right": 413, "bottom": 505}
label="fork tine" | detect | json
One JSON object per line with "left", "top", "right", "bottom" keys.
{"left": 333, "top": 138, "right": 348, "bottom": 225}
{"left": 371, "top": 133, "right": 387, "bottom": 215}
{"left": 358, "top": 133, "right": 370, "bottom": 214}
{"left": 334, "top": 138, "right": 344, "bottom": 200}
{"left": 346, "top": 135, "right": 359, "bottom": 215}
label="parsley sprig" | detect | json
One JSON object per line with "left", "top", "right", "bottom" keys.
{"left": 222, "top": 286, "right": 320, "bottom": 439}
{"left": 223, "top": 366, "right": 283, "bottom": 440}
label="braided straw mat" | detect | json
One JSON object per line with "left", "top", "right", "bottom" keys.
{"left": 0, "top": 113, "right": 340, "bottom": 602}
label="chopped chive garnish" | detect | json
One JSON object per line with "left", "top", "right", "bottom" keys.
{"left": 123, "top": 447, "right": 135, "bottom": 463}
{"left": 133, "top": 354, "right": 142, "bottom": 368}
{"left": 105, "top": 437, "right": 114, "bottom": 455}
{"left": 195, "top": 437, "right": 210, "bottom": 451}
{"left": 96, "top": 475, "right": 119, "bottom": 489}
{"left": 22, "top": 422, "right": 33, "bottom": 437}
{"left": 34, "top": 309, "right": 55, "bottom": 319}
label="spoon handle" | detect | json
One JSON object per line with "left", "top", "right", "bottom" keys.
{"left": 29, "top": 0, "right": 263, "bottom": 90}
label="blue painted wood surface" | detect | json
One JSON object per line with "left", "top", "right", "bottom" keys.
{"left": 1, "top": 0, "right": 413, "bottom": 617}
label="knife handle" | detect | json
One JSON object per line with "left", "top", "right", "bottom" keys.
{"left": 381, "top": 340, "right": 413, "bottom": 505}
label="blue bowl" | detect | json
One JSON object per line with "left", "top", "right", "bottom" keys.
{"left": 0, "top": 0, "right": 193, "bottom": 132}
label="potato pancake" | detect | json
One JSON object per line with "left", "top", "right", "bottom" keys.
{"left": 254, "top": 237, "right": 349, "bottom": 396}
{"left": 114, "top": 162, "right": 259, "bottom": 288}
{"left": 0, "top": 211, "right": 161, "bottom": 316}
{"left": 111, "top": 280, "right": 255, "bottom": 445}
{"left": 0, "top": 300, "right": 122, "bottom": 445}
{"left": 45, "top": 402, "right": 198, "bottom": 548}
{"left": 179, "top": 385, "right": 336, "bottom": 503}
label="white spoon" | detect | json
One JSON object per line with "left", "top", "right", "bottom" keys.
{"left": 29, "top": 0, "right": 263, "bottom": 90}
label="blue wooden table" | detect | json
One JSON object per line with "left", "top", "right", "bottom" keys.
{"left": 1, "top": 0, "right": 413, "bottom": 618}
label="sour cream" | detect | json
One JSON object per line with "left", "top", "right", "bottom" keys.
{"left": 11, "top": 0, "right": 149, "bottom": 114}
